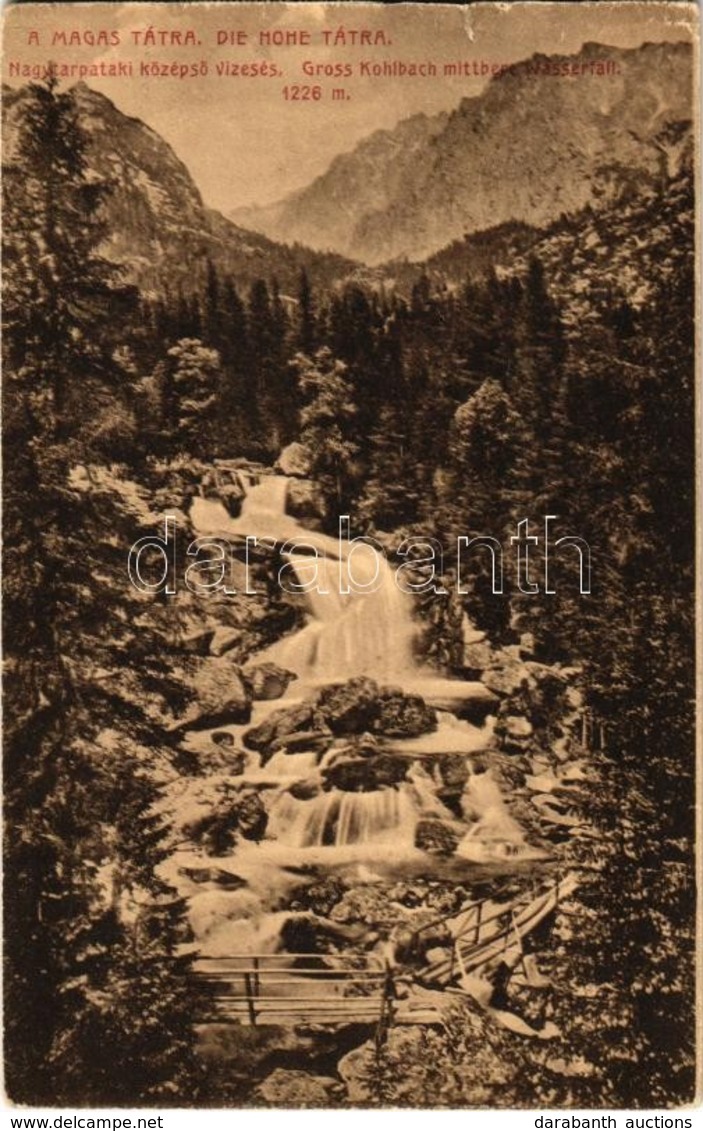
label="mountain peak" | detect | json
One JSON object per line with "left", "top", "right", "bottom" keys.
{"left": 232, "top": 38, "right": 692, "bottom": 264}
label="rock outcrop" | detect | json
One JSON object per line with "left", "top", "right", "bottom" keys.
{"left": 244, "top": 677, "right": 437, "bottom": 756}
{"left": 322, "top": 751, "right": 408, "bottom": 792}
{"left": 256, "top": 1068, "right": 346, "bottom": 1108}
{"left": 244, "top": 702, "right": 329, "bottom": 757}
{"left": 274, "top": 442, "right": 313, "bottom": 478}
{"left": 285, "top": 478, "right": 327, "bottom": 527}
{"left": 169, "top": 657, "right": 251, "bottom": 733}
{"left": 242, "top": 661, "right": 297, "bottom": 701}
{"left": 414, "top": 818, "right": 461, "bottom": 855}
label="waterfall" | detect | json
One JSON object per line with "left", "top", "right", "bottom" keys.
{"left": 190, "top": 494, "right": 234, "bottom": 531}
{"left": 253, "top": 475, "right": 417, "bottom": 683}
{"left": 455, "top": 767, "right": 533, "bottom": 862}
{"left": 238, "top": 474, "right": 289, "bottom": 522}
{"left": 268, "top": 554, "right": 417, "bottom": 683}
{"left": 187, "top": 471, "right": 515, "bottom": 866}
{"left": 193, "top": 473, "right": 418, "bottom": 684}
{"left": 177, "top": 468, "right": 538, "bottom": 970}
{"left": 268, "top": 786, "right": 419, "bottom": 849}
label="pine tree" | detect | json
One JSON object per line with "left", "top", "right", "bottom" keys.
{"left": 326, "top": 284, "right": 379, "bottom": 462}
{"left": 214, "top": 275, "right": 251, "bottom": 452}
{"left": 166, "top": 337, "right": 220, "bottom": 455}
{"left": 455, "top": 271, "right": 520, "bottom": 388}
{"left": 292, "top": 347, "right": 359, "bottom": 517}
{"left": 3, "top": 76, "right": 199, "bottom": 1104}
{"left": 296, "top": 267, "right": 316, "bottom": 354}
{"left": 204, "top": 258, "right": 221, "bottom": 347}
{"left": 357, "top": 314, "right": 418, "bottom": 530}
{"left": 357, "top": 400, "right": 420, "bottom": 531}
{"left": 444, "top": 379, "right": 530, "bottom": 637}
{"left": 511, "top": 258, "right": 567, "bottom": 479}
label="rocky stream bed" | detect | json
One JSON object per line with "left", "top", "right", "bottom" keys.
{"left": 143, "top": 459, "right": 604, "bottom": 1106}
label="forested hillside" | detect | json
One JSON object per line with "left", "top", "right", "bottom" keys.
{"left": 2, "top": 75, "right": 696, "bottom": 1107}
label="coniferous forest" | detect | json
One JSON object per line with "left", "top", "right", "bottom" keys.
{"left": 2, "top": 60, "right": 697, "bottom": 1110}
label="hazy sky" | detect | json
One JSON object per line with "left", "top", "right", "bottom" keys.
{"left": 2, "top": 2, "right": 696, "bottom": 211}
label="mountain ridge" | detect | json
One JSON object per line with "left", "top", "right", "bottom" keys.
{"left": 232, "top": 39, "right": 693, "bottom": 264}
{"left": 2, "top": 80, "right": 360, "bottom": 295}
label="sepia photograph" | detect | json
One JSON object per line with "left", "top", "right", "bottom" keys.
{"left": 1, "top": 0, "right": 699, "bottom": 1112}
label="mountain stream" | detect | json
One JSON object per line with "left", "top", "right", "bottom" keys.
{"left": 167, "top": 475, "right": 543, "bottom": 961}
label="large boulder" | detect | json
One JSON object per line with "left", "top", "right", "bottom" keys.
{"left": 329, "top": 886, "right": 415, "bottom": 928}
{"left": 242, "top": 661, "right": 297, "bottom": 701}
{"left": 373, "top": 688, "right": 437, "bottom": 737}
{"left": 414, "top": 818, "right": 461, "bottom": 855}
{"left": 501, "top": 715, "right": 534, "bottom": 751}
{"left": 183, "top": 790, "right": 267, "bottom": 853}
{"left": 316, "top": 677, "right": 380, "bottom": 734}
{"left": 288, "top": 777, "right": 321, "bottom": 801}
{"left": 275, "top": 441, "right": 313, "bottom": 478}
{"left": 437, "top": 754, "right": 471, "bottom": 791}
{"left": 169, "top": 657, "right": 251, "bottom": 733}
{"left": 434, "top": 754, "right": 472, "bottom": 816}
{"left": 482, "top": 656, "right": 534, "bottom": 697}
{"left": 256, "top": 1068, "right": 345, "bottom": 1108}
{"left": 236, "top": 791, "right": 268, "bottom": 841}
{"left": 270, "top": 729, "right": 332, "bottom": 755}
{"left": 244, "top": 678, "right": 436, "bottom": 756}
{"left": 316, "top": 678, "right": 436, "bottom": 738}
{"left": 211, "top": 730, "right": 235, "bottom": 747}
{"left": 243, "top": 702, "right": 329, "bottom": 756}
{"left": 322, "top": 753, "right": 408, "bottom": 792}
{"left": 285, "top": 477, "right": 326, "bottom": 525}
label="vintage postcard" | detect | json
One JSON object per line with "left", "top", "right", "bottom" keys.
{"left": 1, "top": 0, "right": 699, "bottom": 1112}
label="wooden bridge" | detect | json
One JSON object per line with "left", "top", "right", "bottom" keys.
{"left": 194, "top": 952, "right": 441, "bottom": 1027}
{"left": 194, "top": 874, "right": 577, "bottom": 1029}
{"left": 418, "top": 870, "right": 578, "bottom": 986}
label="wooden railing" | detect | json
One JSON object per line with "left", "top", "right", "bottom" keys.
{"left": 418, "top": 873, "right": 578, "bottom": 985}
{"left": 194, "top": 953, "right": 446, "bottom": 1027}
{"left": 194, "top": 953, "right": 401, "bottom": 1026}
{"left": 194, "top": 874, "right": 577, "bottom": 1028}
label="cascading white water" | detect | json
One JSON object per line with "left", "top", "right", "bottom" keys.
{"left": 268, "top": 786, "right": 419, "bottom": 849}
{"left": 190, "top": 475, "right": 423, "bottom": 849}
{"left": 239, "top": 474, "right": 290, "bottom": 523}
{"left": 271, "top": 555, "right": 418, "bottom": 684}
{"left": 189, "top": 473, "right": 511, "bottom": 858}
{"left": 454, "top": 767, "right": 545, "bottom": 862}
{"left": 178, "top": 472, "right": 536, "bottom": 964}
{"left": 193, "top": 474, "right": 418, "bottom": 685}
